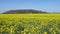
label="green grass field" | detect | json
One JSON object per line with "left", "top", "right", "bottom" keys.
{"left": 0, "top": 14, "right": 60, "bottom": 34}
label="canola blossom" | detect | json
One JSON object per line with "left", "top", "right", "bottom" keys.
{"left": 0, "top": 14, "right": 60, "bottom": 34}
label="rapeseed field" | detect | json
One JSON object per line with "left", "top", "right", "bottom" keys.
{"left": 0, "top": 14, "right": 60, "bottom": 34}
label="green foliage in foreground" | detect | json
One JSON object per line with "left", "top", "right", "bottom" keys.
{"left": 0, "top": 14, "right": 60, "bottom": 34}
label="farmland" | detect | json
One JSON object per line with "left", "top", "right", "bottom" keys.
{"left": 0, "top": 14, "right": 60, "bottom": 34}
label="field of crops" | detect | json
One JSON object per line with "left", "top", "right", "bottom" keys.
{"left": 0, "top": 14, "right": 60, "bottom": 34}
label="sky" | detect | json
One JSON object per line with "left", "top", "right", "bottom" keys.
{"left": 0, "top": 0, "right": 60, "bottom": 13}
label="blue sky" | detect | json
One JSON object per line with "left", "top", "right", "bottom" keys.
{"left": 0, "top": 0, "right": 60, "bottom": 13}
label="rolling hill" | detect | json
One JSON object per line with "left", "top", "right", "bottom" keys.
{"left": 3, "top": 9, "right": 47, "bottom": 14}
